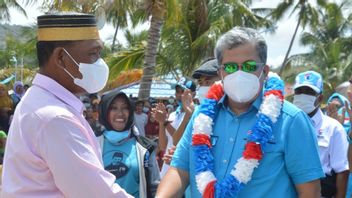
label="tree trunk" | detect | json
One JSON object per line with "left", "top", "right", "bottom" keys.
{"left": 111, "top": 25, "right": 119, "bottom": 52}
{"left": 279, "top": 5, "right": 305, "bottom": 76}
{"left": 138, "top": 15, "right": 163, "bottom": 100}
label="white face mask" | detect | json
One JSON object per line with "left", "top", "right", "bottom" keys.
{"left": 196, "top": 86, "right": 210, "bottom": 102}
{"left": 143, "top": 107, "right": 150, "bottom": 113}
{"left": 293, "top": 94, "right": 318, "bottom": 114}
{"left": 168, "top": 99, "right": 175, "bottom": 104}
{"left": 223, "top": 70, "right": 263, "bottom": 103}
{"left": 63, "top": 49, "right": 109, "bottom": 93}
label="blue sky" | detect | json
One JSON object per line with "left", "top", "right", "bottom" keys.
{"left": 5, "top": 0, "right": 315, "bottom": 69}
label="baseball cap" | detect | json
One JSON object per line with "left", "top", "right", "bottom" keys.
{"left": 192, "top": 59, "right": 219, "bottom": 79}
{"left": 172, "top": 77, "right": 196, "bottom": 92}
{"left": 294, "top": 71, "right": 323, "bottom": 93}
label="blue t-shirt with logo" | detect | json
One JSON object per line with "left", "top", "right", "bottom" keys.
{"left": 103, "top": 137, "right": 140, "bottom": 198}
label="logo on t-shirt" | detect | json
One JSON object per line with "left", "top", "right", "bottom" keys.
{"left": 105, "top": 152, "right": 129, "bottom": 178}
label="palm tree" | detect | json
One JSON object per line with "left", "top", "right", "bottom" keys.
{"left": 0, "top": 0, "right": 27, "bottom": 21}
{"left": 105, "top": 0, "right": 274, "bottom": 100}
{"left": 299, "top": 1, "right": 352, "bottom": 93}
{"left": 137, "top": 0, "right": 274, "bottom": 100}
{"left": 270, "top": 0, "right": 328, "bottom": 75}
{"left": 43, "top": 0, "right": 99, "bottom": 12}
{"left": 104, "top": 0, "right": 136, "bottom": 52}
{"left": 136, "top": 0, "right": 168, "bottom": 101}
{"left": 282, "top": 1, "right": 352, "bottom": 98}
{"left": 107, "top": 29, "right": 148, "bottom": 80}
{"left": 159, "top": 0, "right": 273, "bottom": 76}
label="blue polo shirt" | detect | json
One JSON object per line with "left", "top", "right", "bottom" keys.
{"left": 171, "top": 94, "right": 324, "bottom": 198}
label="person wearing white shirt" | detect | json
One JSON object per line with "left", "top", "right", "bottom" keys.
{"left": 153, "top": 77, "right": 196, "bottom": 178}
{"left": 134, "top": 100, "right": 148, "bottom": 137}
{"left": 293, "top": 70, "right": 349, "bottom": 198}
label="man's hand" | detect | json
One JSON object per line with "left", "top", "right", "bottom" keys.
{"left": 162, "top": 146, "right": 176, "bottom": 165}
{"left": 326, "top": 101, "right": 345, "bottom": 124}
{"left": 181, "top": 89, "right": 194, "bottom": 116}
{"left": 152, "top": 103, "right": 167, "bottom": 124}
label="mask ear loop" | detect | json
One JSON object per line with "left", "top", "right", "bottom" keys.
{"left": 313, "top": 93, "right": 322, "bottom": 110}
{"left": 258, "top": 66, "right": 265, "bottom": 80}
{"left": 61, "top": 48, "right": 80, "bottom": 80}
{"left": 219, "top": 66, "right": 224, "bottom": 82}
{"left": 62, "top": 48, "right": 80, "bottom": 67}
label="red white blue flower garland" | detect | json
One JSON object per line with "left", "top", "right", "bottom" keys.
{"left": 192, "top": 72, "right": 284, "bottom": 198}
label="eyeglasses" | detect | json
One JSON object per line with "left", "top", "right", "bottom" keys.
{"left": 221, "top": 60, "right": 264, "bottom": 74}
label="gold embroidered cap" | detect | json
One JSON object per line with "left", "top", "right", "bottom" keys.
{"left": 37, "top": 13, "right": 100, "bottom": 41}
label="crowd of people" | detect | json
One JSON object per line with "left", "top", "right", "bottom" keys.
{"left": 0, "top": 12, "right": 352, "bottom": 198}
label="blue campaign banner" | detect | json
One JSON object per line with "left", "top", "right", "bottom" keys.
{"left": 0, "top": 74, "right": 15, "bottom": 84}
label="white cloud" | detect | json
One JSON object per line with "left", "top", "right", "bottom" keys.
{"left": 267, "top": 55, "right": 285, "bottom": 69}
{"left": 253, "top": 0, "right": 312, "bottom": 68}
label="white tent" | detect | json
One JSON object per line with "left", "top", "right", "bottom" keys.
{"left": 119, "top": 73, "right": 179, "bottom": 98}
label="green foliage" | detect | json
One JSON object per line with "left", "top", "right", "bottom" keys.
{"left": 284, "top": 1, "right": 352, "bottom": 100}
{"left": 41, "top": 0, "right": 100, "bottom": 13}
{"left": 0, "top": 26, "right": 37, "bottom": 69}
{"left": 107, "top": 46, "right": 145, "bottom": 79}
{"left": 0, "top": 0, "right": 27, "bottom": 22}
{"left": 158, "top": 0, "right": 273, "bottom": 77}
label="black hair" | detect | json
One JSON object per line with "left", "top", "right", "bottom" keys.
{"left": 36, "top": 41, "right": 75, "bottom": 68}
{"left": 98, "top": 91, "right": 134, "bottom": 135}
{"left": 135, "top": 100, "right": 144, "bottom": 106}
{"left": 112, "top": 152, "right": 123, "bottom": 158}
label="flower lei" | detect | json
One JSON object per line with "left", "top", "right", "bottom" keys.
{"left": 192, "top": 72, "right": 284, "bottom": 198}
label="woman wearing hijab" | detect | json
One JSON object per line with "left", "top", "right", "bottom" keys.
{"left": 0, "top": 84, "right": 13, "bottom": 110}
{"left": 97, "top": 91, "right": 160, "bottom": 198}
{"left": 10, "top": 81, "right": 25, "bottom": 107}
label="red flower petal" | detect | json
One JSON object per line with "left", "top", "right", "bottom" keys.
{"left": 264, "top": 90, "right": 284, "bottom": 101}
{"left": 192, "top": 134, "right": 212, "bottom": 148}
{"left": 243, "top": 142, "right": 263, "bottom": 160}
{"left": 206, "top": 82, "right": 224, "bottom": 101}
{"left": 203, "top": 180, "right": 216, "bottom": 198}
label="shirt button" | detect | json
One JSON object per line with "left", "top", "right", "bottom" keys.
{"left": 223, "top": 159, "right": 228, "bottom": 163}
{"left": 229, "top": 138, "right": 234, "bottom": 142}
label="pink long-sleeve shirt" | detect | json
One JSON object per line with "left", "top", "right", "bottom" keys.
{"left": 1, "top": 73, "right": 132, "bottom": 198}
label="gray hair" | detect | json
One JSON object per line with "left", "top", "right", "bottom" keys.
{"left": 214, "top": 27, "right": 267, "bottom": 66}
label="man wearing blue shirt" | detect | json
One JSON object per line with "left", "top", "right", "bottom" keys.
{"left": 156, "top": 27, "right": 324, "bottom": 198}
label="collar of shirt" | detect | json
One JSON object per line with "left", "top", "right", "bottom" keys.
{"left": 218, "top": 91, "right": 263, "bottom": 115}
{"left": 311, "top": 108, "right": 323, "bottom": 129}
{"left": 32, "top": 73, "right": 84, "bottom": 114}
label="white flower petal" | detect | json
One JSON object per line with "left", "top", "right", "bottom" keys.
{"left": 231, "top": 158, "right": 259, "bottom": 184}
{"left": 193, "top": 113, "right": 213, "bottom": 135}
{"left": 195, "top": 171, "right": 216, "bottom": 194}
{"left": 259, "top": 95, "right": 282, "bottom": 123}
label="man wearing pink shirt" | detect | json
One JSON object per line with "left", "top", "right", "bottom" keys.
{"left": 1, "top": 13, "right": 132, "bottom": 197}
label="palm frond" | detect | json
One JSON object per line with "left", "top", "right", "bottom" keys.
{"left": 107, "top": 46, "right": 145, "bottom": 79}
{"left": 269, "top": 0, "right": 294, "bottom": 20}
